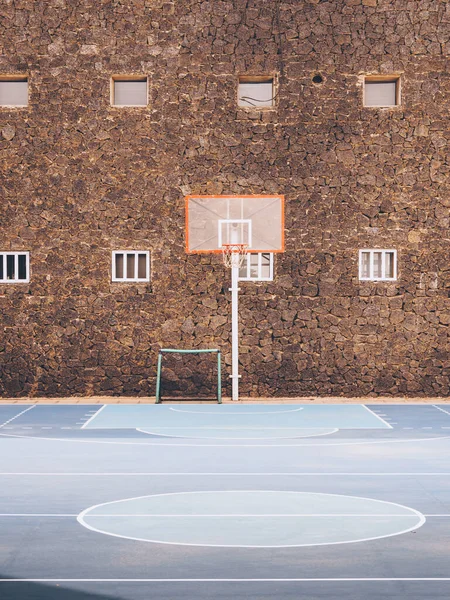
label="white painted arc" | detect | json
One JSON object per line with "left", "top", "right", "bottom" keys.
{"left": 136, "top": 427, "right": 339, "bottom": 440}
{"left": 77, "top": 490, "right": 425, "bottom": 549}
{"left": 168, "top": 407, "right": 305, "bottom": 414}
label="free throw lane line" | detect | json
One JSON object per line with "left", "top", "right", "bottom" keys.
{"left": 81, "top": 405, "right": 107, "bottom": 429}
{"left": 361, "top": 405, "right": 393, "bottom": 429}
{"left": 433, "top": 405, "right": 450, "bottom": 418}
{"left": 0, "top": 405, "right": 35, "bottom": 428}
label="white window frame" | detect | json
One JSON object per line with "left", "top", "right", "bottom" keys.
{"left": 238, "top": 252, "right": 274, "bottom": 281}
{"left": 0, "top": 75, "right": 28, "bottom": 107}
{"left": 363, "top": 75, "right": 401, "bottom": 107}
{"left": 0, "top": 252, "right": 30, "bottom": 283}
{"left": 110, "top": 75, "right": 148, "bottom": 107}
{"left": 112, "top": 251, "right": 150, "bottom": 282}
{"left": 359, "top": 249, "right": 397, "bottom": 281}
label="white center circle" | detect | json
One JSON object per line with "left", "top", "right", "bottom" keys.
{"left": 77, "top": 490, "right": 425, "bottom": 548}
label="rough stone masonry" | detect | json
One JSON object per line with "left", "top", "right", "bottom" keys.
{"left": 0, "top": 0, "right": 449, "bottom": 398}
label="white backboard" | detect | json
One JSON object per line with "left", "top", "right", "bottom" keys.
{"left": 186, "top": 195, "right": 284, "bottom": 254}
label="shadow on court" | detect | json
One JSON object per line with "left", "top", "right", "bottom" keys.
{"left": 0, "top": 577, "right": 125, "bottom": 600}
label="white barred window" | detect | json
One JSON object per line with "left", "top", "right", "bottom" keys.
{"left": 112, "top": 251, "right": 150, "bottom": 282}
{"left": 359, "top": 250, "right": 397, "bottom": 281}
{"left": 238, "top": 253, "right": 273, "bottom": 281}
{"left": 0, "top": 252, "right": 30, "bottom": 283}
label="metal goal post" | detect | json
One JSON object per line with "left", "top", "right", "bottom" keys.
{"left": 155, "top": 348, "right": 222, "bottom": 404}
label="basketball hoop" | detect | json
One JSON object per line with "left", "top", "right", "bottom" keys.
{"left": 222, "top": 244, "right": 248, "bottom": 269}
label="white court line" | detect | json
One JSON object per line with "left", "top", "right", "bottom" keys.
{"left": 2, "top": 578, "right": 450, "bottom": 582}
{"left": 433, "top": 405, "right": 450, "bottom": 418}
{"left": 136, "top": 428, "right": 339, "bottom": 440}
{"left": 1, "top": 430, "right": 450, "bottom": 448}
{"left": 169, "top": 407, "right": 304, "bottom": 415}
{"left": 77, "top": 490, "right": 425, "bottom": 548}
{"left": 362, "top": 406, "right": 393, "bottom": 429}
{"left": 81, "top": 405, "right": 107, "bottom": 429}
{"left": 0, "top": 472, "right": 450, "bottom": 476}
{"left": 0, "top": 405, "right": 35, "bottom": 428}
{"left": 0, "top": 513, "right": 443, "bottom": 517}
{"left": 0, "top": 514, "right": 77, "bottom": 517}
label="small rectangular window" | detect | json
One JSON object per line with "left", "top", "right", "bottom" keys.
{"left": 0, "top": 77, "right": 28, "bottom": 107}
{"left": 0, "top": 252, "right": 30, "bottom": 283}
{"left": 364, "top": 77, "right": 400, "bottom": 107}
{"left": 111, "top": 76, "right": 148, "bottom": 107}
{"left": 112, "top": 251, "right": 150, "bottom": 282}
{"left": 359, "top": 250, "right": 397, "bottom": 281}
{"left": 238, "top": 253, "right": 273, "bottom": 281}
{"left": 238, "top": 77, "right": 275, "bottom": 108}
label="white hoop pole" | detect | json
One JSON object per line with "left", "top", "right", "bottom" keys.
{"left": 229, "top": 263, "right": 241, "bottom": 401}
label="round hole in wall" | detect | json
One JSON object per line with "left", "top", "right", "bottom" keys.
{"left": 312, "top": 74, "right": 324, "bottom": 85}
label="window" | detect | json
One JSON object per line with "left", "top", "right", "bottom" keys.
{"left": 111, "top": 76, "right": 148, "bottom": 107}
{"left": 0, "top": 76, "right": 28, "bottom": 107}
{"left": 238, "top": 253, "right": 273, "bottom": 281}
{"left": 359, "top": 250, "right": 397, "bottom": 281}
{"left": 0, "top": 252, "right": 30, "bottom": 283}
{"left": 364, "top": 76, "right": 400, "bottom": 107}
{"left": 112, "top": 251, "right": 150, "bottom": 282}
{"left": 238, "top": 77, "right": 275, "bottom": 108}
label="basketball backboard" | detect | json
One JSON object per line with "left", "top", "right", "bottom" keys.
{"left": 185, "top": 195, "right": 284, "bottom": 254}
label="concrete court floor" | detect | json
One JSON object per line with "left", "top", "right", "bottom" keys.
{"left": 0, "top": 403, "right": 450, "bottom": 600}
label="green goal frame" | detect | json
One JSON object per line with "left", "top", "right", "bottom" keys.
{"left": 155, "top": 348, "right": 222, "bottom": 404}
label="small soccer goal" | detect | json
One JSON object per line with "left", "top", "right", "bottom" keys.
{"left": 155, "top": 348, "right": 222, "bottom": 404}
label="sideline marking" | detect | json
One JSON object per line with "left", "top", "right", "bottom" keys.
{"left": 2, "top": 578, "right": 450, "bottom": 582}
{"left": 361, "top": 406, "right": 393, "bottom": 429}
{"left": 433, "top": 405, "right": 450, "bottom": 418}
{"left": 0, "top": 472, "right": 450, "bottom": 476}
{"left": 0, "top": 513, "right": 444, "bottom": 517}
{"left": 169, "top": 407, "right": 304, "bottom": 414}
{"left": 0, "top": 514, "right": 77, "bottom": 517}
{"left": 1, "top": 431, "right": 450, "bottom": 448}
{"left": 136, "top": 427, "right": 339, "bottom": 440}
{"left": 81, "top": 405, "right": 107, "bottom": 429}
{"left": 0, "top": 405, "right": 35, "bottom": 428}
{"left": 77, "top": 490, "right": 425, "bottom": 548}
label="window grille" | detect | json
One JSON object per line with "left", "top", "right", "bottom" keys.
{"left": 359, "top": 250, "right": 397, "bottom": 281}
{"left": 238, "top": 253, "right": 273, "bottom": 281}
{"left": 0, "top": 252, "right": 30, "bottom": 283}
{"left": 112, "top": 251, "right": 150, "bottom": 282}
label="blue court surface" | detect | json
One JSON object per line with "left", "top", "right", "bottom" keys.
{"left": 1, "top": 403, "right": 450, "bottom": 600}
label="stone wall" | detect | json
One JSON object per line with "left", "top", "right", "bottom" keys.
{"left": 0, "top": 0, "right": 449, "bottom": 397}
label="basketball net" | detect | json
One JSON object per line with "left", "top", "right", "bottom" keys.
{"left": 222, "top": 244, "right": 248, "bottom": 269}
